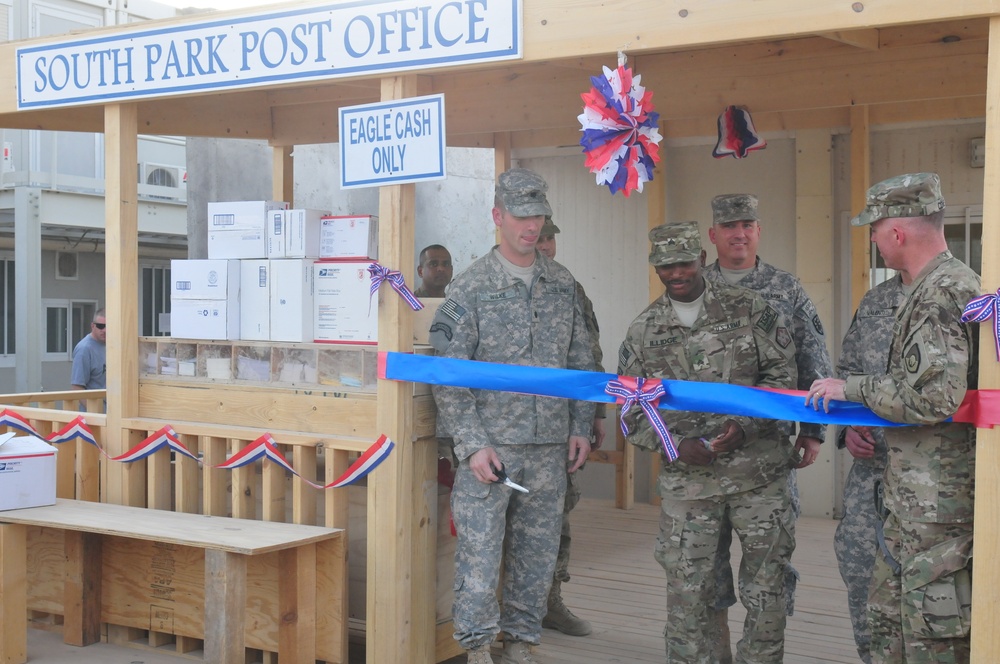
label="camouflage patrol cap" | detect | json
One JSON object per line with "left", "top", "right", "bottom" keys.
{"left": 851, "top": 172, "right": 946, "bottom": 226}
{"left": 711, "top": 193, "right": 760, "bottom": 225}
{"left": 496, "top": 168, "right": 553, "bottom": 217}
{"left": 648, "top": 221, "right": 703, "bottom": 266}
{"left": 541, "top": 216, "right": 561, "bottom": 235}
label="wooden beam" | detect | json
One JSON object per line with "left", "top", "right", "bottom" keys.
{"left": 0, "top": 524, "right": 26, "bottom": 664}
{"left": 820, "top": 28, "right": 880, "bottom": 50}
{"left": 104, "top": 103, "right": 141, "bottom": 507}
{"left": 272, "top": 145, "right": 294, "bottom": 205}
{"left": 970, "top": 15, "right": 1000, "bottom": 663}
{"left": 849, "top": 105, "right": 871, "bottom": 314}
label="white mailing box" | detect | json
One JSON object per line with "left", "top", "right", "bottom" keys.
{"left": 266, "top": 209, "right": 287, "bottom": 258}
{"left": 270, "top": 259, "right": 314, "bottom": 343}
{"left": 208, "top": 228, "right": 268, "bottom": 259}
{"left": 207, "top": 200, "right": 287, "bottom": 233}
{"left": 0, "top": 434, "right": 57, "bottom": 511}
{"left": 286, "top": 209, "right": 329, "bottom": 259}
{"left": 240, "top": 259, "right": 270, "bottom": 341}
{"left": 171, "top": 299, "right": 240, "bottom": 340}
{"left": 313, "top": 261, "right": 378, "bottom": 344}
{"left": 171, "top": 259, "right": 240, "bottom": 300}
{"left": 319, "top": 215, "right": 378, "bottom": 260}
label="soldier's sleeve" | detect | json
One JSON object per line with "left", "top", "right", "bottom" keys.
{"left": 833, "top": 309, "right": 864, "bottom": 448}
{"left": 791, "top": 286, "right": 833, "bottom": 440}
{"left": 428, "top": 292, "right": 492, "bottom": 461}
{"left": 576, "top": 281, "right": 606, "bottom": 418}
{"left": 745, "top": 300, "right": 798, "bottom": 442}
{"left": 844, "top": 298, "right": 971, "bottom": 424}
{"left": 566, "top": 288, "right": 598, "bottom": 438}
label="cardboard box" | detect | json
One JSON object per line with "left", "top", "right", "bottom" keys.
{"left": 240, "top": 259, "right": 271, "bottom": 341}
{"left": 171, "top": 299, "right": 240, "bottom": 340}
{"left": 207, "top": 228, "right": 268, "bottom": 259}
{"left": 171, "top": 259, "right": 240, "bottom": 301}
{"left": 286, "top": 209, "right": 329, "bottom": 258}
{"left": 319, "top": 215, "right": 378, "bottom": 260}
{"left": 271, "top": 259, "right": 314, "bottom": 343}
{"left": 0, "top": 433, "right": 57, "bottom": 511}
{"left": 207, "top": 200, "right": 287, "bottom": 233}
{"left": 313, "top": 261, "right": 378, "bottom": 344}
{"left": 266, "top": 209, "right": 287, "bottom": 258}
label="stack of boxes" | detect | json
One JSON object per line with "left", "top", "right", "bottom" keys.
{"left": 171, "top": 201, "right": 380, "bottom": 345}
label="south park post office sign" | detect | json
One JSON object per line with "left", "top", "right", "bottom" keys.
{"left": 17, "top": 0, "right": 521, "bottom": 109}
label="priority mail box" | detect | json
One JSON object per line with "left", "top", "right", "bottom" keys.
{"left": 208, "top": 200, "right": 288, "bottom": 233}
{"left": 286, "top": 209, "right": 329, "bottom": 258}
{"left": 271, "top": 259, "right": 314, "bottom": 342}
{"left": 319, "top": 215, "right": 378, "bottom": 260}
{"left": 266, "top": 209, "right": 287, "bottom": 258}
{"left": 208, "top": 228, "right": 268, "bottom": 259}
{"left": 313, "top": 261, "right": 378, "bottom": 344}
{"left": 240, "top": 259, "right": 271, "bottom": 341}
{"left": 171, "top": 259, "right": 240, "bottom": 301}
{"left": 171, "top": 299, "right": 240, "bottom": 340}
{"left": 0, "top": 434, "right": 57, "bottom": 511}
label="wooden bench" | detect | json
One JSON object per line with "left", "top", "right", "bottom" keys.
{"left": 0, "top": 499, "right": 345, "bottom": 664}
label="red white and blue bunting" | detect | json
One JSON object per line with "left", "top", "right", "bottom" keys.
{"left": 0, "top": 411, "right": 394, "bottom": 490}
{"left": 368, "top": 261, "right": 424, "bottom": 312}
{"left": 578, "top": 52, "right": 662, "bottom": 197}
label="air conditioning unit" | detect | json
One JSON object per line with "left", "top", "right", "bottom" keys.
{"left": 55, "top": 251, "right": 79, "bottom": 280}
{"left": 138, "top": 162, "right": 184, "bottom": 189}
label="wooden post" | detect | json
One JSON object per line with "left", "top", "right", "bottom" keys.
{"left": 970, "top": 15, "right": 1000, "bottom": 663}
{"left": 273, "top": 145, "right": 294, "bottom": 205}
{"left": 0, "top": 523, "right": 27, "bottom": 664}
{"left": 63, "top": 531, "right": 102, "bottom": 647}
{"left": 646, "top": 144, "right": 667, "bottom": 506}
{"left": 103, "top": 103, "right": 141, "bottom": 508}
{"left": 849, "top": 105, "right": 871, "bottom": 313}
{"left": 204, "top": 550, "right": 247, "bottom": 664}
{"left": 369, "top": 74, "right": 435, "bottom": 664}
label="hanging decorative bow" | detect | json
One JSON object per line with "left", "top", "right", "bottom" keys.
{"left": 963, "top": 289, "right": 1000, "bottom": 360}
{"left": 578, "top": 52, "right": 662, "bottom": 197}
{"left": 712, "top": 105, "right": 766, "bottom": 159}
{"left": 367, "top": 262, "right": 424, "bottom": 313}
{"left": 605, "top": 376, "right": 679, "bottom": 462}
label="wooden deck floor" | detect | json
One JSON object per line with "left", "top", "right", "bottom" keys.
{"left": 441, "top": 498, "right": 860, "bottom": 664}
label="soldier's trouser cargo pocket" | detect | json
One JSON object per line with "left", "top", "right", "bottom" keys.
{"left": 901, "top": 533, "right": 972, "bottom": 640}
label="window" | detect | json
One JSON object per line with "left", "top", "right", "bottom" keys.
{"left": 43, "top": 299, "right": 97, "bottom": 361}
{"left": 0, "top": 257, "right": 13, "bottom": 357}
{"left": 141, "top": 263, "right": 171, "bottom": 336}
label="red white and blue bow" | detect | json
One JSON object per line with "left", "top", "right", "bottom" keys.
{"left": 578, "top": 52, "right": 662, "bottom": 197}
{"left": 368, "top": 262, "right": 424, "bottom": 313}
{"left": 963, "top": 289, "right": 1000, "bottom": 361}
{"left": 605, "top": 376, "right": 679, "bottom": 462}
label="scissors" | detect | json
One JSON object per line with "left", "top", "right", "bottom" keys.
{"left": 493, "top": 463, "right": 529, "bottom": 493}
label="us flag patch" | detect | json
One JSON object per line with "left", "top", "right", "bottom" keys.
{"left": 440, "top": 298, "right": 466, "bottom": 323}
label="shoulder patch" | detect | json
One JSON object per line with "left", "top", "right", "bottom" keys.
{"left": 618, "top": 345, "right": 632, "bottom": 369}
{"left": 904, "top": 343, "right": 921, "bottom": 374}
{"left": 440, "top": 298, "right": 467, "bottom": 323}
{"left": 775, "top": 326, "right": 791, "bottom": 349}
{"left": 429, "top": 322, "right": 453, "bottom": 342}
{"left": 812, "top": 314, "right": 824, "bottom": 336}
{"left": 755, "top": 305, "right": 778, "bottom": 333}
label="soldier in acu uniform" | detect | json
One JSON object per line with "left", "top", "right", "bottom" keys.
{"left": 535, "top": 216, "right": 605, "bottom": 637}
{"left": 833, "top": 275, "right": 904, "bottom": 664}
{"left": 619, "top": 221, "right": 797, "bottom": 663}
{"left": 808, "top": 173, "right": 979, "bottom": 664}
{"left": 429, "top": 168, "right": 596, "bottom": 664}
{"left": 703, "top": 193, "right": 833, "bottom": 662}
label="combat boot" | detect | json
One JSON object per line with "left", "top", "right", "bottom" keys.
{"left": 500, "top": 640, "right": 540, "bottom": 664}
{"left": 710, "top": 607, "right": 733, "bottom": 664}
{"left": 541, "top": 580, "right": 592, "bottom": 636}
{"left": 466, "top": 643, "right": 493, "bottom": 664}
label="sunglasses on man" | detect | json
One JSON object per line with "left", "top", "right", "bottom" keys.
{"left": 93, "top": 322, "right": 106, "bottom": 330}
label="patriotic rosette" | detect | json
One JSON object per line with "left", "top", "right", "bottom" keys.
{"left": 963, "top": 289, "right": 1000, "bottom": 361}
{"left": 578, "top": 53, "right": 662, "bottom": 197}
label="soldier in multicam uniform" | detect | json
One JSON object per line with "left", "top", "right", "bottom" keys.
{"left": 619, "top": 221, "right": 797, "bottom": 663}
{"left": 833, "top": 274, "right": 904, "bottom": 664}
{"left": 703, "top": 193, "right": 832, "bottom": 661}
{"left": 808, "top": 173, "right": 979, "bottom": 664}
{"left": 429, "top": 168, "right": 596, "bottom": 664}
{"left": 535, "top": 215, "right": 604, "bottom": 638}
